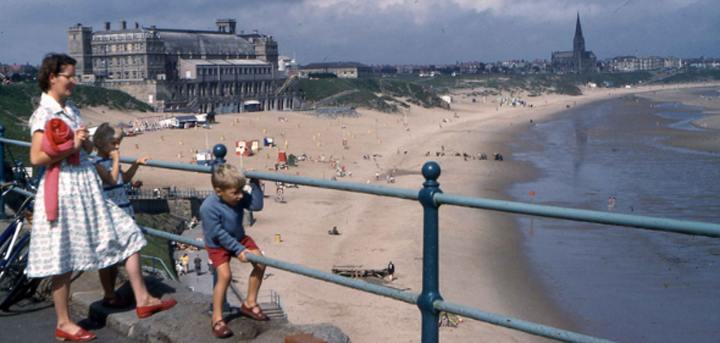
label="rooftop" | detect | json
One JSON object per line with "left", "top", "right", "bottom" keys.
{"left": 181, "top": 59, "right": 270, "bottom": 66}
{"left": 301, "top": 62, "right": 371, "bottom": 69}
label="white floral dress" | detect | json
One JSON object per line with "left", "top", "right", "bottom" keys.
{"left": 26, "top": 93, "right": 146, "bottom": 278}
{"left": 93, "top": 158, "right": 135, "bottom": 219}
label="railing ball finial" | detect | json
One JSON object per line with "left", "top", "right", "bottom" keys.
{"left": 0, "top": 125, "right": 5, "bottom": 133}
{"left": 421, "top": 161, "right": 441, "bottom": 184}
{"left": 212, "top": 144, "right": 227, "bottom": 163}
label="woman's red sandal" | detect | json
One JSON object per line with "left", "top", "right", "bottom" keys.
{"left": 136, "top": 298, "right": 177, "bottom": 319}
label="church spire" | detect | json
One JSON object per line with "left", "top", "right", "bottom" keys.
{"left": 575, "top": 12, "right": 583, "bottom": 39}
{"left": 573, "top": 12, "right": 586, "bottom": 52}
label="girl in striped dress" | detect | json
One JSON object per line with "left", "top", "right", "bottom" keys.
{"left": 92, "top": 123, "right": 149, "bottom": 309}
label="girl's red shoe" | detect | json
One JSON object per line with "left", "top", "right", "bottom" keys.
{"left": 136, "top": 298, "right": 177, "bottom": 319}
{"left": 55, "top": 327, "right": 96, "bottom": 342}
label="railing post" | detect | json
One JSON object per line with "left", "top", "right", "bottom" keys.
{"left": 211, "top": 144, "right": 227, "bottom": 172}
{"left": 417, "top": 162, "right": 443, "bottom": 343}
{"left": 0, "top": 125, "right": 6, "bottom": 220}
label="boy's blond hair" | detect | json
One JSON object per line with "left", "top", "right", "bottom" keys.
{"left": 211, "top": 163, "right": 247, "bottom": 190}
{"left": 93, "top": 122, "right": 124, "bottom": 150}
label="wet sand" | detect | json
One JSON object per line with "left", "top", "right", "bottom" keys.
{"left": 635, "top": 87, "right": 720, "bottom": 153}
{"left": 507, "top": 95, "right": 720, "bottom": 342}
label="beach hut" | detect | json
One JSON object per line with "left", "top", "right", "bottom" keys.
{"left": 264, "top": 137, "right": 274, "bottom": 147}
{"left": 196, "top": 150, "right": 212, "bottom": 166}
{"left": 176, "top": 115, "right": 198, "bottom": 128}
{"left": 278, "top": 151, "right": 287, "bottom": 164}
{"left": 251, "top": 140, "right": 260, "bottom": 154}
{"left": 236, "top": 141, "right": 252, "bottom": 156}
{"left": 243, "top": 100, "right": 261, "bottom": 112}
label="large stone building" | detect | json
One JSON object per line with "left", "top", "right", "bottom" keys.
{"left": 67, "top": 19, "right": 301, "bottom": 113}
{"left": 299, "top": 62, "right": 373, "bottom": 79}
{"left": 551, "top": 14, "right": 597, "bottom": 73}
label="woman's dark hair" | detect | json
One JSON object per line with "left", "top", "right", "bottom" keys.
{"left": 38, "top": 53, "right": 77, "bottom": 92}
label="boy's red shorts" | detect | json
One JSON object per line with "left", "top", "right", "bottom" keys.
{"left": 205, "top": 236, "right": 259, "bottom": 267}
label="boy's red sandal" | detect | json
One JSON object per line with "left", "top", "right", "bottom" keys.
{"left": 55, "top": 328, "right": 96, "bottom": 342}
{"left": 136, "top": 298, "right": 177, "bottom": 319}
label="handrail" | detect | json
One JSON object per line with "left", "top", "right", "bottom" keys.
{"left": 140, "top": 255, "right": 176, "bottom": 281}
{"left": 4, "top": 133, "right": 719, "bottom": 343}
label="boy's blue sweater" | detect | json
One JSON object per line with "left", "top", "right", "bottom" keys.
{"left": 199, "top": 183, "right": 263, "bottom": 256}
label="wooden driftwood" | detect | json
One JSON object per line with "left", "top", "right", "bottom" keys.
{"left": 331, "top": 265, "right": 389, "bottom": 278}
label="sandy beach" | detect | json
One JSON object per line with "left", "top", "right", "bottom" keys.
{"left": 82, "top": 81, "right": 720, "bottom": 342}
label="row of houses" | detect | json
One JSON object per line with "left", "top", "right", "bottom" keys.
{"left": 602, "top": 56, "right": 684, "bottom": 72}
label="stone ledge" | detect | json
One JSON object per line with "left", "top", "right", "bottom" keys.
{"left": 70, "top": 276, "right": 350, "bottom": 343}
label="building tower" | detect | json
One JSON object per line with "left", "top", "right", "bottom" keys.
{"left": 216, "top": 19, "right": 236, "bottom": 34}
{"left": 67, "top": 23, "right": 93, "bottom": 78}
{"left": 573, "top": 13, "right": 585, "bottom": 72}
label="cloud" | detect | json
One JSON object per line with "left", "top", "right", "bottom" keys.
{"left": 1, "top": 0, "right": 718, "bottom": 65}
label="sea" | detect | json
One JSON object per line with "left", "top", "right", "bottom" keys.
{"left": 507, "top": 96, "right": 720, "bottom": 342}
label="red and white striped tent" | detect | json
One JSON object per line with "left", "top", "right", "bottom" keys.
{"left": 236, "top": 141, "right": 252, "bottom": 156}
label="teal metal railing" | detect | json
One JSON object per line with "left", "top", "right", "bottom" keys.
{"left": 3, "top": 126, "right": 720, "bottom": 343}
{"left": 140, "top": 255, "right": 176, "bottom": 281}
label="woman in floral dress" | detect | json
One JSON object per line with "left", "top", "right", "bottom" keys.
{"left": 28, "top": 53, "right": 176, "bottom": 342}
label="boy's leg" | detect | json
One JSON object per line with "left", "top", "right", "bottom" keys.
{"left": 213, "top": 262, "right": 232, "bottom": 324}
{"left": 243, "top": 249, "right": 266, "bottom": 311}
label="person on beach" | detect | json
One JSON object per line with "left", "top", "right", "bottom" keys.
{"left": 194, "top": 255, "right": 202, "bottom": 275}
{"left": 92, "top": 122, "right": 151, "bottom": 309}
{"left": 200, "top": 164, "right": 267, "bottom": 339}
{"left": 27, "top": 53, "right": 176, "bottom": 342}
{"left": 181, "top": 253, "right": 190, "bottom": 275}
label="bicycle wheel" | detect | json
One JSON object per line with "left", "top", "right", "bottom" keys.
{"left": 0, "top": 237, "right": 32, "bottom": 311}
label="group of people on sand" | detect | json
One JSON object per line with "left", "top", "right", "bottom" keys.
{"left": 26, "top": 53, "right": 270, "bottom": 341}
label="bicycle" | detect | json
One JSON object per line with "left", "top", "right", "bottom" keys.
{"left": 0, "top": 181, "right": 38, "bottom": 311}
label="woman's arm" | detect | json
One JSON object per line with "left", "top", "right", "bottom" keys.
{"left": 82, "top": 137, "right": 93, "bottom": 153}
{"left": 29, "top": 131, "right": 79, "bottom": 167}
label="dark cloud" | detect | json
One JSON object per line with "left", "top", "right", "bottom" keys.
{"left": 1, "top": 0, "right": 718, "bottom": 65}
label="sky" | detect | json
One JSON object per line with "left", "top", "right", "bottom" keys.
{"left": 1, "top": 0, "right": 719, "bottom": 66}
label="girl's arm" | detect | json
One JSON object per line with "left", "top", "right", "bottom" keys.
{"left": 29, "top": 131, "right": 80, "bottom": 167}
{"left": 123, "top": 156, "right": 149, "bottom": 183}
{"left": 94, "top": 151, "right": 120, "bottom": 185}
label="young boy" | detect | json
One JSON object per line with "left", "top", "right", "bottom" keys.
{"left": 200, "top": 164, "right": 266, "bottom": 339}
